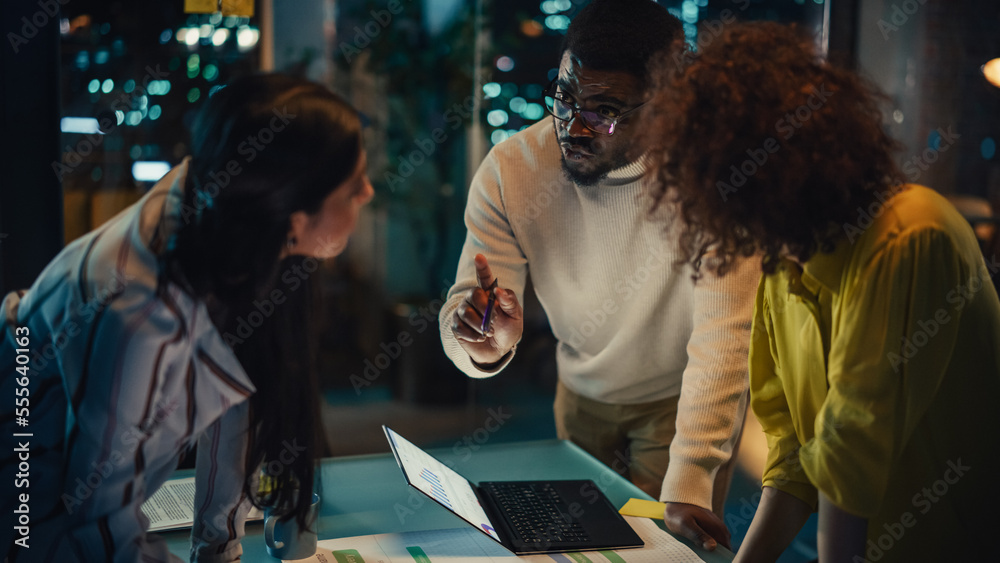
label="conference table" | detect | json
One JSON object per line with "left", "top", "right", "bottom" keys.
{"left": 162, "top": 438, "right": 735, "bottom": 562}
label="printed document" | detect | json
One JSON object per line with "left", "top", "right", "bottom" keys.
{"left": 291, "top": 516, "right": 708, "bottom": 562}
{"left": 141, "top": 477, "right": 263, "bottom": 532}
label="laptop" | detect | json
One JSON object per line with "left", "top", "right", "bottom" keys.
{"left": 383, "top": 425, "right": 644, "bottom": 555}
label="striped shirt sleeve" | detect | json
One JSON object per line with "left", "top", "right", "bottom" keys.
{"left": 190, "top": 399, "right": 253, "bottom": 563}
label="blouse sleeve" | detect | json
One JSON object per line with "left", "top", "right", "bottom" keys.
{"left": 798, "top": 227, "right": 967, "bottom": 517}
{"left": 749, "top": 279, "right": 819, "bottom": 509}
{"left": 190, "top": 399, "right": 253, "bottom": 562}
{"left": 45, "top": 292, "right": 190, "bottom": 562}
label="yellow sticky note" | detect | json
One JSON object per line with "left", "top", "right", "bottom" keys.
{"left": 619, "top": 498, "right": 666, "bottom": 519}
{"left": 221, "top": 0, "right": 255, "bottom": 17}
{"left": 184, "top": 0, "right": 218, "bottom": 14}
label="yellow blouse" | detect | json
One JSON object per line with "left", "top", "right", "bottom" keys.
{"left": 750, "top": 184, "right": 1000, "bottom": 561}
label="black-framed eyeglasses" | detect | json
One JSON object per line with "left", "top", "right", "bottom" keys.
{"left": 543, "top": 80, "right": 645, "bottom": 135}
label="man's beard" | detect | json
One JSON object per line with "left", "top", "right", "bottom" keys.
{"left": 556, "top": 133, "right": 631, "bottom": 187}
{"left": 560, "top": 159, "right": 608, "bottom": 186}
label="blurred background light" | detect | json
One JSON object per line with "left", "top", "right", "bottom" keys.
{"left": 522, "top": 103, "right": 545, "bottom": 120}
{"left": 237, "top": 27, "right": 259, "bottom": 49}
{"left": 544, "top": 15, "right": 570, "bottom": 31}
{"left": 683, "top": 22, "right": 698, "bottom": 42}
{"left": 520, "top": 19, "right": 544, "bottom": 37}
{"left": 496, "top": 56, "right": 515, "bottom": 72}
{"left": 60, "top": 117, "right": 101, "bottom": 134}
{"left": 147, "top": 80, "right": 171, "bottom": 95}
{"left": 212, "top": 28, "right": 229, "bottom": 47}
{"left": 487, "top": 110, "right": 509, "bottom": 127}
{"left": 483, "top": 82, "right": 502, "bottom": 99}
{"left": 983, "top": 137, "right": 996, "bottom": 160}
{"left": 984, "top": 58, "right": 1000, "bottom": 88}
{"left": 682, "top": 0, "right": 699, "bottom": 23}
{"left": 928, "top": 129, "right": 942, "bottom": 151}
{"left": 187, "top": 54, "right": 201, "bottom": 78}
{"left": 132, "top": 161, "right": 171, "bottom": 182}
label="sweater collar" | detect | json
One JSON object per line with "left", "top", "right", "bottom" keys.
{"left": 600, "top": 152, "right": 649, "bottom": 186}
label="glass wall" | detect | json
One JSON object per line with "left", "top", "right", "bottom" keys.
{"left": 56, "top": 1, "right": 261, "bottom": 244}
{"left": 857, "top": 0, "right": 1000, "bottom": 204}
{"left": 31, "top": 0, "right": 995, "bottom": 441}
{"left": 38, "top": 0, "right": 846, "bottom": 409}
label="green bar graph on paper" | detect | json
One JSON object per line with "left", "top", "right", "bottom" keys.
{"left": 598, "top": 550, "right": 627, "bottom": 563}
{"left": 331, "top": 549, "right": 366, "bottom": 563}
{"left": 406, "top": 546, "right": 432, "bottom": 563}
{"left": 565, "top": 553, "right": 593, "bottom": 563}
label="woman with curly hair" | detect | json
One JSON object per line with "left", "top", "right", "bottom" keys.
{"left": 645, "top": 22, "right": 1000, "bottom": 562}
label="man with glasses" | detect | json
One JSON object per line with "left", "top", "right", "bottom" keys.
{"left": 439, "top": 0, "right": 759, "bottom": 551}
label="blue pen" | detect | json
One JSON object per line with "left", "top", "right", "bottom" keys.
{"left": 481, "top": 278, "right": 499, "bottom": 334}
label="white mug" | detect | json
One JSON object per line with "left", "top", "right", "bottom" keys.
{"left": 264, "top": 493, "right": 320, "bottom": 560}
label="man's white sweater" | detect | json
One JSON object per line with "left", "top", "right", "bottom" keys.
{"left": 439, "top": 119, "right": 759, "bottom": 507}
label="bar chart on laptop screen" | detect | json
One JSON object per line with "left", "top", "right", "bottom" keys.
{"left": 386, "top": 427, "right": 502, "bottom": 542}
{"left": 419, "top": 468, "right": 453, "bottom": 510}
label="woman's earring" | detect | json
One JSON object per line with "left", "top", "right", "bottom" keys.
{"left": 287, "top": 236, "right": 297, "bottom": 250}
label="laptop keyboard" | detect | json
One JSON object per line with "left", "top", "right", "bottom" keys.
{"left": 484, "top": 482, "right": 591, "bottom": 545}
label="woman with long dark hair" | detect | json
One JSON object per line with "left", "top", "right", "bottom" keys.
{"left": 1, "top": 73, "right": 373, "bottom": 561}
{"left": 645, "top": 22, "right": 1000, "bottom": 563}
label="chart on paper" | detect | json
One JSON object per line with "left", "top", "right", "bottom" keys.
{"left": 293, "top": 518, "right": 709, "bottom": 563}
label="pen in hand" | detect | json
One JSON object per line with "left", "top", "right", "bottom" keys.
{"left": 480, "top": 278, "right": 499, "bottom": 334}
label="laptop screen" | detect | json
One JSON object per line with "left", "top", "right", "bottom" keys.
{"left": 384, "top": 426, "right": 502, "bottom": 542}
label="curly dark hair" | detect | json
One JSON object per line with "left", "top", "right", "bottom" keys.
{"left": 645, "top": 22, "right": 904, "bottom": 276}
{"left": 563, "top": 0, "right": 683, "bottom": 90}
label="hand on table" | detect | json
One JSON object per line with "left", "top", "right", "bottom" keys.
{"left": 664, "top": 502, "right": 732, "bottom": 552}
{"left": 450, "top": 254, "right": 523, "bottom": 367}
